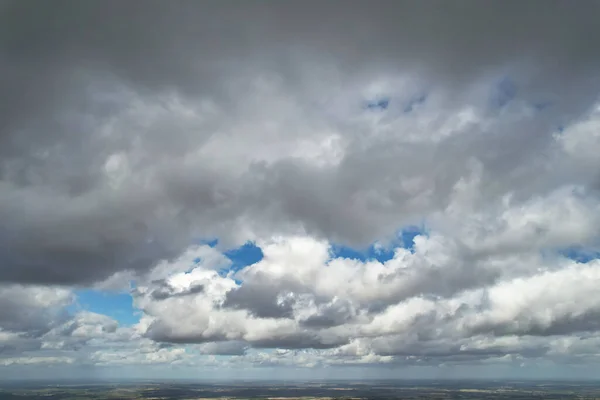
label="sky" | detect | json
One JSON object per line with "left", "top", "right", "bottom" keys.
{"left": 2, "top": 0, "right": 600, "bottom": 381}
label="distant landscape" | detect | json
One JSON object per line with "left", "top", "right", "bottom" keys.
{"left": 2, "top": 380, "right": 600, "bottom": 400}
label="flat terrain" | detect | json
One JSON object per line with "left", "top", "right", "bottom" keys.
{"left": 1, "top": 380, "right": 600, "bottom": 399}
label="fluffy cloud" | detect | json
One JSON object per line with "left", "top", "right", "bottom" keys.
{"left": 127, "top": 228, "right": 600, "bottom": 367}
{"left": 2, "top": 0, "right": 600, "bottom": 377}
{"left": 0, "top": 285, "right": 73, "bottom": 337}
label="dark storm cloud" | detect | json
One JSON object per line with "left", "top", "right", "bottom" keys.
{"left": 1, "top": 0, "right": 600, "bottom": 287}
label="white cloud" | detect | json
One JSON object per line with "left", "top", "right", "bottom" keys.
{"left": 0, "top": 356, "right": 75, "bottom": 366}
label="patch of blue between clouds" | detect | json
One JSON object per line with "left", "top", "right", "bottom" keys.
{"left": 71, "top": 289, "right": 139, "bottom": 326}
{"left": 203, "top": 238, "right": 219, "bottom": 247}
{"left": 70, "top": 228, "right": 429, "bottom": 327}
{"left": 330, "top": 225, "right": 426, "bottom": 263}
{"left": 197, "top": 239, "right": 264, "bottom": 280}
{"left": 223, "top": 242, "right": 264, "bottom": 275}
{"left": 491, "top": 76, "right": 517, "bottom": 108}
{"left": 559, "top": 246, "right": 600, "bottom": 263}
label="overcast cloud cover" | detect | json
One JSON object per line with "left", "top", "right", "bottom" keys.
{"left": 2, "top": 0, "right": 600, "bottom": 380}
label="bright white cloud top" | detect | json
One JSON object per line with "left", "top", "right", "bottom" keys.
{"left": 2, "top": 0, "right": 600, "bottom": 380}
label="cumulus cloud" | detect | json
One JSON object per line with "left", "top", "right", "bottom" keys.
{"left": 124, "top": 232, "right": 600, "bottom": 368}
{"left": 1, "top": 0, "right": 600, "bottom": 376}
{"left": 0, "top": 285, "right": 73, "bottom": 337}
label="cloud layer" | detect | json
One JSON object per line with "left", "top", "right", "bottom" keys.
{"left": 2, "top": 0, "right": 600, "bottom": 378}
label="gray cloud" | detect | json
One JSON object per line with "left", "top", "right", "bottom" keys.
{"left": 300, "top": 299, "right": 356, "bottom": 329}
{"left": 198, "top": 341, "right": 249, "bottom": 356}
{"left": 147, "top": 280, "right": 205, "bottom": 301}
{"left": 2, "top": 1, "right": 600, "bottom": 285}
{"left": 249, "top": 332, "right": 349, "bottom": 350}
{"left": 0, "top": 285, "right": 73, "bottom": 336}
{"left": 223, "top": 285, "right": 296, "bottom": 319}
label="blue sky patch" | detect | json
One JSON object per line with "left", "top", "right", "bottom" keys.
{"left": 223, "top": 241, "right": 264, "bottom": 276}
{"left": 399, "top": 225, "right": 424, "bottom": 251}
{"left": 330, "top": 225, "right": 426, "bottom": 263}
{"left": 559, "top": 246, "right": 600, "bottom": 263}
{"left": 72, "top": 289, "right": 139, "bottom": 326}
{"left": 330, "top": 244, "right": 393, "bottom": 263}
{"left": 194, "top": 239, "right": 264, "bottom": 277}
